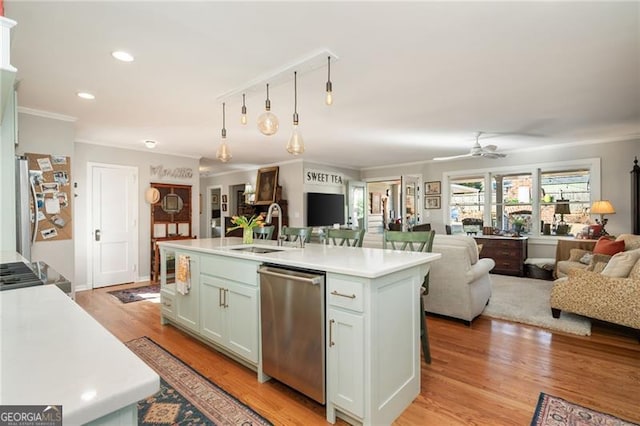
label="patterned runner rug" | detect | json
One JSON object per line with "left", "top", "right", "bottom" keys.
{"left": 126, "top": 336, "right": 272, "bottom": 426}
{"left": 531, "top": 393, "right": 638, "bottom": 426}
{"left": 108, "top": 284, "right": 160, "bottom": 304}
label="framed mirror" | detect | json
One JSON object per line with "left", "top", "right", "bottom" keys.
{"left": 162, "top": 193, "right": 183, "bottom": 214}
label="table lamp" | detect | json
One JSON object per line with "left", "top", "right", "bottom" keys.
{"left": 554, "top": 199, "right": 571, "bottom": 235}
{"left": 590, "top": 200, "right": 615, "bottom": 235}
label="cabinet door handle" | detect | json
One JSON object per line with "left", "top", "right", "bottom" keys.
{"left": 219, "top": 288, "right": 224, "bottom": 307}
{"left": 329, "top": 319, "right": 335, "bottom": 347}
{"left": 225, "top": 289, "right": 229, "bottom": 308}
{"left": 331, "top": 290, "right": 356, "bottom": 299}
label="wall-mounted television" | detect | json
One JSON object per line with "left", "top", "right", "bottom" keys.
{"left": 307, "top": 192, "right": 345, "bottom": 227}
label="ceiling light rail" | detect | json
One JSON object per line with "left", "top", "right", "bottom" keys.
{"left": 215, "top": 48, "right": 339, "bottom": 103}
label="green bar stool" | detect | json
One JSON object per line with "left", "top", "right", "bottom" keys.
{"left": 383, "top": 229, "right": 435, "bottom": 364}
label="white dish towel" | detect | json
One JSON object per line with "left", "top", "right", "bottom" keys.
{"left": 176, "top": 255, "right": 191, "bottom": 295}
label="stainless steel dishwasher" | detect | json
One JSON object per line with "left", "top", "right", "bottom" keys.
{"left": 258, "top": 264, "right": 325, "bottom": 404}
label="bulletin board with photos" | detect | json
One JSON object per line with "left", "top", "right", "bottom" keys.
{"left": 26, "top": 152, "right": 72, "bottom": 241}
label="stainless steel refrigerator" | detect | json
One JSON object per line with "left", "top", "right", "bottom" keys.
{"left": 15, "top": 155, "right": 36, "bottom": 261}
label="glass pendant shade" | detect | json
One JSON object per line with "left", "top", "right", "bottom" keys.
{"left": 257, "top": 111, "right": 279, "bottom": 136}
{"left": 257, "top": 84, "right": 278, "bottom": 136}
{"left": 216, "top": 140, "right": 232, "bottom": 162}
{"left": 240, "top": 93, "right": 247, "bottom": 125}
{"left": 216, "top": 102, "right": 232, "bottom": 162}
{"left": 325, "top": 56, "right": 333, "bottom": 105}
{"left": 287, "top": 124, "right": 304, "bottom": 155}
{"left": 325, "top": 86, "right": 333, "bottom": 105}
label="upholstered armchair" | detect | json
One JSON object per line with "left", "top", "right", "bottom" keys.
{"left": 425, "top": 235, "right": 495, "bottom": 324}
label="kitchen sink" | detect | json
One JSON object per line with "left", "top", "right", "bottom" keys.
{"left": 231, "top": 246, "right": 286, "bottom": 254}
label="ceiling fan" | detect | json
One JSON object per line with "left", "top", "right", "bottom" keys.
{"left": 433, "top": 132, "right": 507, "bottom": 161}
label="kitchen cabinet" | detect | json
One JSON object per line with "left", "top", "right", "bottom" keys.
{"left": 326, "top": 268, "right": 422, "bottom": 425}
{"left": 474, "top": 236, "right": 528, "bottom": 276}
{"left": 200, "top": 275, "right": 258, "bottom": 364}
{"left": 174, "top": 251, "right": 200, "bottom": 333}
{"left": 327, "top": 307, "right": 364, "bottom": 418}
{"left": 160, "top": 244, "right": 260, "bottom": 366}
{"left": 158, "top": 237, "right": 440, "bottom": 425}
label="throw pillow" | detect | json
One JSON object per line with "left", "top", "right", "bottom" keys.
{"left": 586, "top": 253, "right": 612, "bottom": 272}
{"left": 593, "top": 237, "right": 625, "bottom": 256}
{"left": 579, "top": 253, "right": 594, "bottom": 265}
{"left": 615, "top": 234, "right": 640, "bottom": 251}
{"left": 568, "top": 248, "right": 591, "bottom": 262}
{"left": 602, "top": 248, "right": 640, "bottom": 278}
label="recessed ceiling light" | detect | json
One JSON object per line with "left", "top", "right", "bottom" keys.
{"left": 144, "top": 140, "right": 157, "bottom": 149}
{"left": 77, "top": 92, "right": 95, "bottom": 100}
{"left": 112, "top": 51, "right": 134, "bottom": 62}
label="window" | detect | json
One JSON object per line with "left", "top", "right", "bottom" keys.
{"left": 445, "top": 159, "right": 599, "bottom": 238}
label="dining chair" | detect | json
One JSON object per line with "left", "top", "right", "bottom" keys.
{"left": 411, "top": 223, "right": 432, "bottom": 232}
{"left": 281, "top": 226, "right": 312, "bottom": 243}
{"left": 324, "top": 228, "right": 365, "bottom": 247}
{"left": 253, "top": 225, "right": 275, "bottom": 240}
{"left": 383, "top": 229, "right": 436, "bottom": 364}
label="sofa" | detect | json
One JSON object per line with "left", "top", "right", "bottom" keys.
{"left": 425, "top": 234, "right": 495, "bottom": 324}
{"left": 556, "top": 234, "right": 640, "bottom": 278}
{"left": 550, "top": 236, "right": 640, "bottom": 337}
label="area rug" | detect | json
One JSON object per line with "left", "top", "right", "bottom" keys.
{"left": 483, "top": 274, "right": 591, "bottom": 336}
{"left": 126, "top": 336, "right": 272, "bottom": 426}
{"left": 107, "top": 284, "right": 160, "bottom": 304}
{"left": 531, "top": 392, "right": 639, "bottom": 426}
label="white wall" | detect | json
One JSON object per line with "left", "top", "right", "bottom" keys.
{"left": 74, "top": 142, "right": 199, "bottom": 290}
{"left": 199, "top": 160, "right": 361, "bottom": 232}
{"left": 15, "top": 112, "right": 75, "bottom": 282}
{"left": 0, "top": 88, "right": 17, "bottom": 252}
{"left": 361, "top": 139, "right": 640, "bottom": 258}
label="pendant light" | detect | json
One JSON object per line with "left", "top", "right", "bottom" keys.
{"left": 240, "top": 93, "right": 247, "bottom": 125}
{"left": 325, "top": 56, "right": 333, "bottom": 105}
{"left": 286, "top": 71, "right": 304, "bottom": 155}
{"left": 257, "top": 83, "right": 279, "bottom": 136}
{"left": 216, "top": 102, "right": 232, "bottom": 162}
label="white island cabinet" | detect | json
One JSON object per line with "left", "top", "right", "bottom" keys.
{"left": 0, "top": 284, "right": 159, "bottom": 425}
{"left": 158, "top": 237, "right": 440, "bottom": 426}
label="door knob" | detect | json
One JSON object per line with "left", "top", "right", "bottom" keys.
{"left": 95, "top": 229, "right": 101, "bottom": 241}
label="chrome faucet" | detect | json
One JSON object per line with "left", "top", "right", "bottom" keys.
{"left": 266, "top": 202, "right": 285, "bottom": 246}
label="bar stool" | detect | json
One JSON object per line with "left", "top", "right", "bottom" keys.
{"left": 383, "top": 229, "right": 435, "bottom": 364}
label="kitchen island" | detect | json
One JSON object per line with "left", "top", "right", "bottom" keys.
{"left": 0, "top": 276, "right": 159, "bottom": 425}
{"left": 158, "top": 237, "right": 441, "bottom": 426}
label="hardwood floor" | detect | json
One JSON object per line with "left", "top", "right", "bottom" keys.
{"left": 76, "top": 282, "right": 640, "bottom": 425}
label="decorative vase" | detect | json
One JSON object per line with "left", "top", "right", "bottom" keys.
{"left": 243, "top": 227, "right": 253, "bottom": 245}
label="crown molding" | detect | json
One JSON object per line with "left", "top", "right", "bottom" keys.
{"left": 17, "top": 107, "right": 77, "bottom": 122}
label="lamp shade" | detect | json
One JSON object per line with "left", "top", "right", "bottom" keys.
{"left": 591, "top": 200, "right": 615, "bottom": 215}
{"left": 554, "top": 200, "right": 571, "bottom": 215}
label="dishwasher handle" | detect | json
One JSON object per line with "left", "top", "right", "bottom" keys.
{"left": 258, "top": 266, "right": 323, "bottom": 286}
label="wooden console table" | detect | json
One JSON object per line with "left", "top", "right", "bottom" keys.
{"left": 474, "top": 236, "right": 528, "bottom": 277}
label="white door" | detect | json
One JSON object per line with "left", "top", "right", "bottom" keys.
{"left": 347, "top": 181, "right": 366, "bottom": 230}
{"left": 91, "top": 165, "right": 137, "bottom": 287}
{"left": 401, "top": 175, "right": 421, "bottom": 230}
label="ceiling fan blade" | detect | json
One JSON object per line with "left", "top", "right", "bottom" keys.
{"left": 481, "top": 152, "right": 507, "bottom": 159}
{"left": 483, "top": 144, "right": 498, "bottom": 152}
{"left": 433, "top": 153, "right": 473, "bottom": 161}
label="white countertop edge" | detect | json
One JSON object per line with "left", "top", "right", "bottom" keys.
{"left": 0, "top": 285, "right": 160, "bottom": 424}
{"left": 158, "top": 238, "right": 442, "bottom": 278}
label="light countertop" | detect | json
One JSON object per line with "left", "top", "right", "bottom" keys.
{"left": 158, "top": 237, "right": 441, "bottom": 278}
{"left": 0, "top": 285, "right": 159, "bottom": 425}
